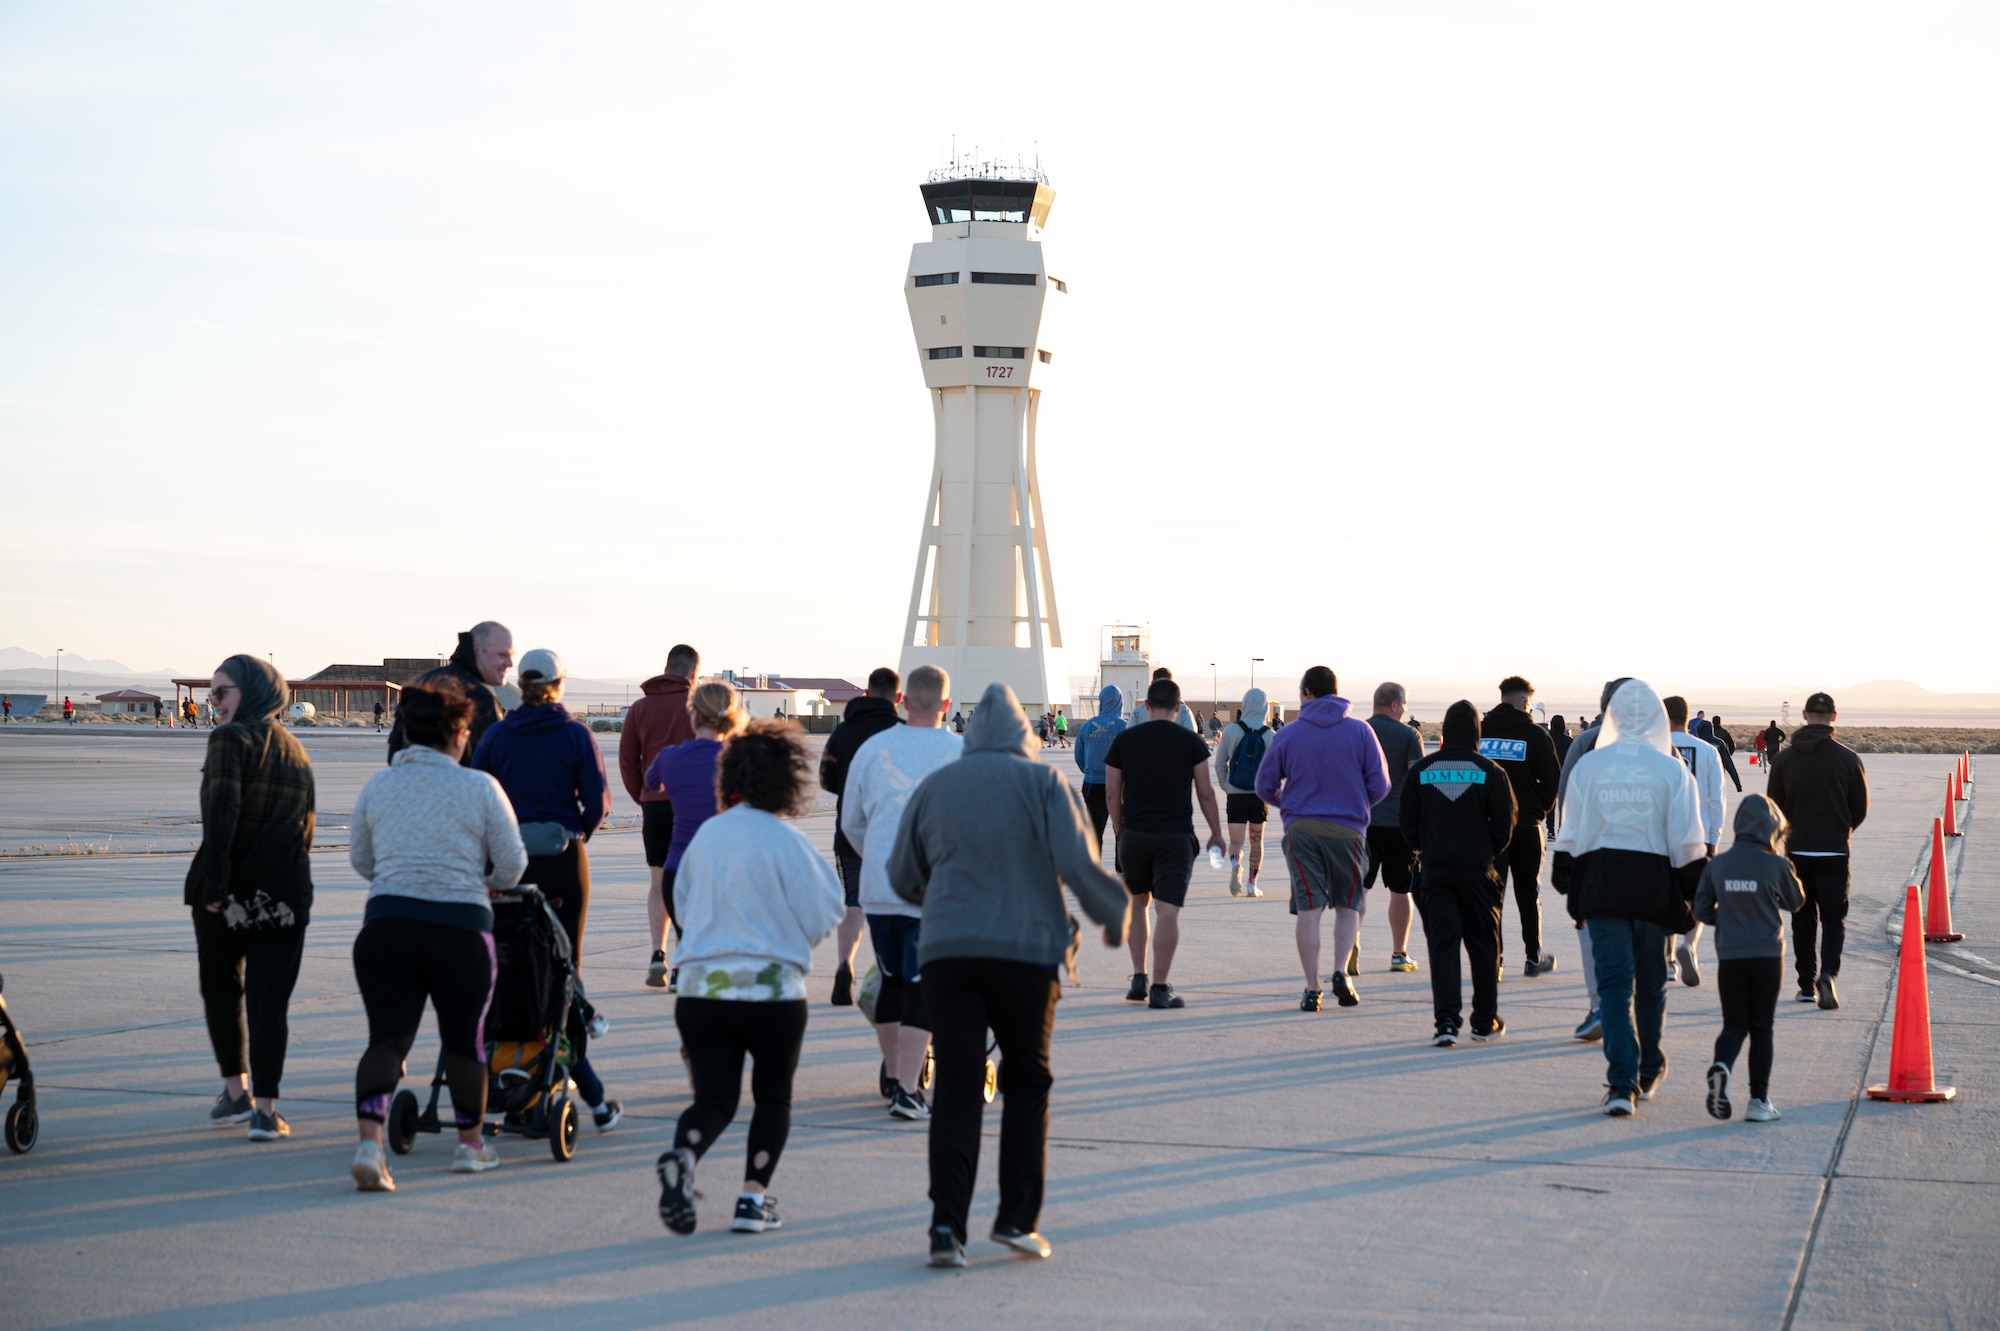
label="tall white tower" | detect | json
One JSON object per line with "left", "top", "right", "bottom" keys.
{"left": 898, "top": 163, "right": 1069, "bottom": 713}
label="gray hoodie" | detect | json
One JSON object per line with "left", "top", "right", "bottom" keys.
{"left": 1694, "top": 795, "right": 1805, "bottom": 960}
{"left": 889, "top": 682, "right": 1130, "bottom": 968}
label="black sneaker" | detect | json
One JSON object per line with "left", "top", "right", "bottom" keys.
{"left": 668, "top": 967, "right": 680, "bottom": 994}
{"left": 1433, "top": 1023, "right": 1458, "bottom": 1047}
{"left": 1795, "top": 987, "right": 1818, "bottom": 1004}
{"left": 731, "top": 1194, "right": 781, "bottom": 1233}
{"left": 1124, "top": 971, "right": 1149, "bottom": 1002}
{"left": 656, "top": 1148, "right": 698, "bottom": 1234}
{"left": 889, "top": 1084, "right": 930, "bottom": 1120}
{"left": 1816, "top": 976, "right": 1839, "bottom": 1010}
{"left": 929, "top": 1225, "right": 966, "bottom": 1268}
{"left": 209, "top": 1090, "right": 253, "bottom": 1124}
{"left": 1522, "top": 952, "right": 1557, "bottom": 977}
{"left": 246, "top": 1109, "right": 290, "bottom": 1141}
{"left": 831, "top": 963, "right": 854, "bottom": 1007}
{"left": 1471, "top": 1017, "right": 1506, "bottom": 1043}
{"left": 990, "top": 1224, "right": 1052, "bottom": 1258}
{"left": 1638, "top": 1055, "right": 1669, "bottom": 1101}
{"left": 1706, "top": 1061, "right": 1733, "bottom": 1120}
{"left": 593, "top": 1100, "right": 623, "bottom": 1133}
{"left": 1300, "top": 988, "right": 1323, "bottom": 1012}
{"left": 1602, "top": 1087, "right": 1636, "bottom": 1118}
{"left": 1330, "top": 974, "right": 1359, "bottom": 1007}
{"left": 646, "top": 951, "right": 669, "bottom": 989}
{"left": 1148, "top": 983, "right": 1185, "bottom": 1009}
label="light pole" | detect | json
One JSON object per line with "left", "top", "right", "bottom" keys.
{"left": 56, "top": 647, "right": 63, "bottom": 711}
{"left": 1251, "top": 657, "right": 1263, "bottom": 690}
{"left": 1210, "top": 662, "right": 1216, "bottom": 719}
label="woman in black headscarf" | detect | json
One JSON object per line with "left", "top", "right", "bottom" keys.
{"left": 185, "top": 654, "right": 315, "bottom": 1143}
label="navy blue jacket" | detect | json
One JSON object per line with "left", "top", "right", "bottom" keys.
{"left": 472, "top": 702, "right": 610, "bottom": 839}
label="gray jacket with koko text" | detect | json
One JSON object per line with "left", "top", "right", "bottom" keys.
{"left": 1693, "top": 795, "right": 1805, "bottom": 960}
{"left": 889, "top": 682, "right": 1130, "bottom": 969}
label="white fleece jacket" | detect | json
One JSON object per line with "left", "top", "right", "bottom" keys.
{"left": 350, "top": 745, "right": 527, "bottom": 909}
{"left": 673, "top": 805, "right": 845, "bottom": 996}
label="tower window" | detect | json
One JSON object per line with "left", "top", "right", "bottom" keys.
{"left": 914, "top": 272, "right": 959, "bottom": 287}
{"left": 974, "top": 346, "right": 1025, "bottom": 359}
{"left": 1037, "top": 349, "right": 1053, "bottom": 363}
{"left": 970, "top": 272, "right": 1036, "bottom": 286}
{"left": 927, "top": 346, "right": 963, "bottom": 360}
{"left": 1049, "top": 278, "right": 1068, "bottom": 293}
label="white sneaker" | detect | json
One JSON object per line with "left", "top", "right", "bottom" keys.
{"left": 1246, "top": 876, "right": 1264, "bottom": 898}
{"left": 1676, "top": 939, "right": 1700, "bottom": 987}
{"left": 451, "top": 1140, "right": 501, "bottom": 1173}
{"left": 1745, "top": 1098, "right": 1782, "bottom": 1122}
{"left": 1229, "top": 858, "right": 1244, "bottom": 897}
{"left": 350, "top": 1140, "right": 395, "bottom": 1192}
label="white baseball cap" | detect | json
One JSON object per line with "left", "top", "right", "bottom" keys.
{"left": 517, "top": 648, "right": 565, "bottom": 686}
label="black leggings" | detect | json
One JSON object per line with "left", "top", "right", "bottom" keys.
{"left": 352, "top": 917, "right": 495, "bottom": 1129}
{"left": 673, "top": 997, "right": 807, "bottom": 1188}
{"left": 192, "top": 909, "right": 306, "bottom": 1100}
{"left": 1714, "top": 955, "right": 1782, "bottom": 1099}
{"left": 520, "top": 840, "right": 590, "bottom": 959}
{"left": 1082, "top": 783, "right": 1109, "bottom": 846}
{"left": 1493, "top": 820, "right": 1546, "bottom": 959}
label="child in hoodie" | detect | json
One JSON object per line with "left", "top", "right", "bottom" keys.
{"left": 1694, "top": 795, "right": 1805, "bottom": 1123}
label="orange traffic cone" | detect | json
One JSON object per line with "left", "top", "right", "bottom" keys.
{"left": 1964, "top": 751, "right": 1973, "bottom": 787}
{"left": 1943, "top": 774, "right": 1961, "bottom": 837}
{"left": 1869, "top": 884, "right": 1956, "bottom": 1101}
{"left": 1925, "top": 816, "right": 1962, "bottom": 943}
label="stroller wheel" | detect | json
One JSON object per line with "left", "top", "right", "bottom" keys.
{"left": 917, "top": 1047, "right": 934, "bottom": 1093}
{"left": 5, "top": 1101, "right": 37, "bottom": 1154}
{"left": 388, "top": 1090, "right": 420, "bottom": 1155}
{"left": 982, "top": 1059, "right": 997, "bottom": 1105}
{"left": 549, "top": 1097, "right": 578, "bottom": 1162}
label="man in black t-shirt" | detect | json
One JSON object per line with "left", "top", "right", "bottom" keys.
{"left": 1105, "top": 678, "right": 1225, "bottom": 1010}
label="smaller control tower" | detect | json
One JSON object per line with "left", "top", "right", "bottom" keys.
{"left": 897, "top": 159, "right": 1068, "bottom": 714}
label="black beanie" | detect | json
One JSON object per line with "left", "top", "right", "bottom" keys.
{"left": 1442, "top": 699, "right": 1480, "bottom": 749}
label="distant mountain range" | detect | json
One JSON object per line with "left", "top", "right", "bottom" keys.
{"left": 0, "top": 647, "right": 184, "bottom": 677}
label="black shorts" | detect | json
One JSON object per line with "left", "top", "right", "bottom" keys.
{"left": 1225, "top": 792, "right": 1268, "bottom": 825}
{"left": 836, "top": 845, "right": 863, "bottom": 910}
{"left": 1364, "top": 825, "right": 1417, "bottom": 893}
{"left": 1120, "top": 828, "right": 1196, "bottom": 909}
{"left": 641, "top": 801, "right": 675, "bottom": 869}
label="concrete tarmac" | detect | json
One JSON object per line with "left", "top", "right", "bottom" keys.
{"left": 0, "top": 729, "right": 1991, "bottom": 1328}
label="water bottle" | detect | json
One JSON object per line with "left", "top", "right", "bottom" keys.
{"left": 1207, "top": 844, "right": 1227, "bottom": 872}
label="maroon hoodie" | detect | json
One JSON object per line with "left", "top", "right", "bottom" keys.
{"left": 618, "top": 674, "right": 695, "bottom": 803}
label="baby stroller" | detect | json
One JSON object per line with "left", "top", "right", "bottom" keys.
{"left": 1, "top": 973, "right": 37, "bottom": 1154}
{"left": 386, "top": 888, "right": 582, "bottom": 1163}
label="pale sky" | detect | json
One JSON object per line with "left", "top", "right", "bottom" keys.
{"left": 3, "top": 3, "right": 1996, "bottom": 697}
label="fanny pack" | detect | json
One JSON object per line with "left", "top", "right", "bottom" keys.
{"left": 518, "top": 821, "right": 575, "bottom": 857}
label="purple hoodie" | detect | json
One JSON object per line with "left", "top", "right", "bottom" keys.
{"left": 1253, "top": 695, "right": 1390, "bottom": 834}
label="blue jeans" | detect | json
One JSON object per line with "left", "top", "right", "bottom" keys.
{"left": 1588, "top": 917, "right": 1669, "bottom": 1094}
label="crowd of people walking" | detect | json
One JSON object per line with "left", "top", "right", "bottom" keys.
{"left": 181, "top": 624, "right": 1872, "bottom": 1261}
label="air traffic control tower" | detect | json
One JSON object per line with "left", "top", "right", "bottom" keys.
{"left": 897, "top": 162, "right": 1069, "bottom": 714}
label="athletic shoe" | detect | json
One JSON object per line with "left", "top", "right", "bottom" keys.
{"left": 451, "top": 1141, "right": 501, "bottom": 1173}
{"left": 929, "top": 1225, "right": 966, "bottom": 1268}
{"left": 1638, "top": 1056, "right": 1669, "bottom": 1101}
{"left": 593, "top": 1100, "right": 623, "bottom": 1133}
{"left": 1125, "top": 971, "right": 1149, "bottom": 1002}
{"left": 350, "top": 1140, "right": 395, "bottom": 1192}
{"left": 657, "top": 1148, "right": 698, "bottom": 1234}
{"left": 1300, "top": 988, "right": 1323, "bottom": 1012}
{"left": 1665, "top": 959, "right": 1680, "bottom": 983}
{"left": 889, "top": 1084, "right": 930, "bottom": 1120}
{"left": 731, "top": 1194, "right": 782, "bottom": 1233}
{"left": 1816, "top": 976, "right": 1839, "bottom": 1010}
{"left": 1390, "top": 952, "right": 1418, "bottom": 973}
{"left": 1345, "top": 943, "right": 1361, "bottom": 977}
{"left": 209, "top": 1090, "right": 253, "bottom": 1124}
{"left": 1796, "top": 987, "right": 1818, "bottom": 1003}
{"left": 1745, "top": 1098, "right": 1782, "bottom": 1122}
{"left": 1148, "top": 983, "right": 1185, "bottom": 1009}
{"left": 991, "top": 1225, "right": 1052, "bottom": 1258}
{"left": 646, "top": 952, "right": 669, "bottom": 988}
{"left": 831, "top": 963, "right": 854, "bottom": 1007}
{"left": 1471, "top": 1017, "right": 1506, "bottom": 1043}
{"left": 1330, "top": 974, "right": 1359, "bottom": 1007}
{"left": 586, "top": 1010, "right": 610, "bottom": 1039}
{"left": 1706, "top": 1062, "right": 1732, "bottom": 1120}
{"left": 247, "top": 1110, "right": 290, "bottom": 1142}
{"left": 1229, "top": 859, "right": 1244, "bottom": 897}
{"left": 668, "top": 967, "right": 680, "bottom": 995}
{"left": 1602, "top": 1088, "right": 1635, "bottom": 1117}
{"left": 1573, "top": 1009, "right": 1602, "bottom": 1042}
{"left": 1245, "top": 876, "right": 1264, "bottom": 898}
{"left": 1433, "top": 1023, "right": 1458, "bottom": 1047}
{"left": 1522, "top": 952, "right": 1557, "bottom": 977}
{"left": 1676, "top": 939, "right": 1701, "bottom": 987}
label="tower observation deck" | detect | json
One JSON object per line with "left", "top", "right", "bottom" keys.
{"left": 897, "top": 163, "right": 1069, "bottom": 713}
